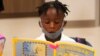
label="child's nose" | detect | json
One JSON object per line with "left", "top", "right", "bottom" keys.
{"left": 50, "top": 22, "right": 55, "bottom": 28}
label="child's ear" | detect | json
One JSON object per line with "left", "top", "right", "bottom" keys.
{"left": 39, "top": 21, "right": 41, "bottom": 27}
{"left": 63, "top": 21, "right": 67, "bottom": 27}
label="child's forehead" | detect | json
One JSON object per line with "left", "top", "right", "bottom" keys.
{"left": 47, "top": 8, "right": 57, "bottom": 15}
{"left": 44, "top": 8, "right": 65, "bottom": 15}
{"left": 40, "top": 8, "right": 65, "bottom": 20}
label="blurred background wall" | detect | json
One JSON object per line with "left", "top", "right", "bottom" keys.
{"left": 0, "top": 0, "right": 99, "bottom": 56}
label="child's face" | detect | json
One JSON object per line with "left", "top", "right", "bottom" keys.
{"left": 40, "top": 8, "right": 65, "bottom": 33}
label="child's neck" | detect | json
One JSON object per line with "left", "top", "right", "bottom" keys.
{"left": 45, "top": 34, "right": 61, "bottom": 43}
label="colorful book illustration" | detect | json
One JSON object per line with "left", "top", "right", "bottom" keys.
{"left": 13, "top": 38, "right": 95, "bottom": 56}
{"left": 0, "top": 35, "right": 5, "bottom": 56}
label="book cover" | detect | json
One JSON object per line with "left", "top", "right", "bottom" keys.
{"left": 13, "top": 38, "right": 95, "bottom": 56}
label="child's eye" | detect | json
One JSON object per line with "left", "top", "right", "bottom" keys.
{"left": 55, "top": 21, "right": 60, "bottom": 24}
{"left": 55, "top": 20, "right": 62, "bottom": 24}
{"left": 44, "top": 21, "right": 50, "bottom": 24}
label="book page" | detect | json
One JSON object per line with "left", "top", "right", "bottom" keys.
{"left": 56, "top": 42, "right": 95, "bottom": 56}
{"left": 13, "top": 38, "right": 55, "bottom": 56}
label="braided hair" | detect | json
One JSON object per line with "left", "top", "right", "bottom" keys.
{"left": 38, "top": 0, "right": 70, "bottom": 16}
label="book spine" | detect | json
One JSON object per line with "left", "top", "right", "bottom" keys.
{"left": 53, "top": 49, "right": 56, "bottom": 56}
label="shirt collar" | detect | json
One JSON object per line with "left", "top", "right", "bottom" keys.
{"left": 37, "top": 33, "right": 76, "bottom": 42}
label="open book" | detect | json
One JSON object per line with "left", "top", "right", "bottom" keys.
{"left": 13, "top": 38, "right": 95, "bottom": 56}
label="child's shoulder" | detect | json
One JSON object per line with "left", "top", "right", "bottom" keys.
{"left": 71, "top": 37, "right": 92, "bottom": 47}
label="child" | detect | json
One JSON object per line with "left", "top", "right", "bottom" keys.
{"left": 36, "top": 0, "right": 92, "bottom": 46}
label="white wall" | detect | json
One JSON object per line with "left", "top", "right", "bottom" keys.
{"left": 46, "top": 0, "right": 96, "bottom": 21}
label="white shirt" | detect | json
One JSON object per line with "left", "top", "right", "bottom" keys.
{"left": 36, "top": 33, "right": 76, "bottom": 42}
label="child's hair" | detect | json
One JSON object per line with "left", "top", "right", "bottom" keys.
{"left": 38, "top": 0, "right": 70, "bottom": 16}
